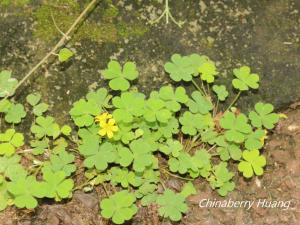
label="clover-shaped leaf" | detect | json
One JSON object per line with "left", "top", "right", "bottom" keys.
{"left": 190, "top": 149, "right": 212, "bottom": 178}
{"left": 0, "top": 70, "right": 18, "bottom": 97}
{"left": 164, "top": 54, "right": 195, "bottom": 82}
{"left": 0, "top": 99, "right": 11, "bottom": 113}
{"left": 31, "top": 116, "right": 60, "bottom": 139}
{"left": 41, "top": 170, "right": 74, "bottom": 201}
{"left": 0, "top": 155, "right": 27, "bottom": 181}
{"left": 129, "top": 139, "right": 154, "bottom": 172}
{"left": 0, "top": 180, "right": 10, "bottom": 211}
{"left": 100, "top": 190, "right": 138, "bottom": 224}
{"left": 179, "top": 111, "right": 213, "bottom": 136}
{"left": 238, "top": 149, "right": 266, "bottom": 178}
{"left": 232, "top": 66, "right": 259, "bottom": 91}
{"left": 186, "top": 91, "right": 213, "bottom": 114}
{"left": 245, "top": 129, "right": 266, "bottom": 150}
{"left": 198, "top": 61, "right": 218, "bottom": 83}
{"left": 70, "top": 99, "right": 100, "bottom": 127}
{"left": 109, "top": 167, "right": 142, "bottom": 188}
{"left": 79, "top": 141, "right": 117, "bottom": 171}
{"left": 212, "top": 85, "right": 228, "bottom": 101}
{"left": 58, "top": 48, "right": 74, "bottom": 62}
{"left": 180, "top": 182, "right": 196, "bottom": 198}
{"left": 7, "top": 176, "right": 45, "bottom": 209}
{"left": 4, "top": 103, "right": 26, "bottom": 124}
{"left": 157, "top": 117, "right": 179, "bottom": 138}
{"left": 217, "top": 142, "right": 242, "bottom": 161}
{"left": 112, "top": 92, "right": 145, "bottom": 123}
{"left": 116, "top": 145, "right": 134, "bottom": 167}
{"left": 102, "top": 61, "right": 138, "bottom": 91}
{"left": 144, "top": 98, "right": 171, "bottom": 123}
{"left": 220, "top": 112, "right": 251, "bottom": 143}
{"left": 112, "top": 123, "right": 135, "bottom": 144}
{"left": 209, "top": 162, "right": 235, "bottom": 196}
{"left": 159, "top": 139, "right": 183, "bottom": 157}
{"left": 30, "top": 139, "right": 49, "bottom": 155}
{"left": 86, "top": 88, "right": 110, "bottom": 109}
{"left": 168, "top": 152, "right": 197, "bottom": 175}
{"left": 156, "top": 189, "right": 188, "bottom": 222}
{"left": 42, "top": 150, "right": 76, "bottom": 176}
{"left": 0, "top": 129, "right": 24, "bottom": 156}
{"left": 249, "top": 102, "right": 279, "bottom": 129}
{"left": 26, "top": 93, "right": 41, "bottom": 106}
{"left": 157, "top": 86, "right": 189, "bottom": 112}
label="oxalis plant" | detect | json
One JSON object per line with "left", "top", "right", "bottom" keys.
{"left": 0, "top": 53, "right": 282, "bottom": 224}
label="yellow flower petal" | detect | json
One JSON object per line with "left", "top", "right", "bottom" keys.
{"left": 108, "top": 119, "right": 116, "bottom": 125}
{"left": 107, "top": 131, "right": 114, "bottom": 139}
{"left": 111, "top": 126, "right": 119, "bottom": 132}
{"left": 98, "top": 129, "right": 107, "bottom": 136}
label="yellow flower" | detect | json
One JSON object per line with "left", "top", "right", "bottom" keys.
{"left": 98, "top": 118, "right": 118, "bottom": 139}
{"left": 95, "top": 112, "right": 112, "bottom": 124}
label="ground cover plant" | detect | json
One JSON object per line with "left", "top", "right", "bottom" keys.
{"left": 0, "top": 52, "right": 282, "bottom": 224}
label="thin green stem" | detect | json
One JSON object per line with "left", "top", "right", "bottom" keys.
{"left": 225, "top": 91, "right": 241, "bottom": 112}
{"left": 163, "top": 169, "right": 193, "bottom": 181}
{"left": 191, "top": 79, "right": 205, "bottom": 96}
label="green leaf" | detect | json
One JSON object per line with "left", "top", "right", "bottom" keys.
{"left": 58, "top": 48, "right": 74, "bottom": 62}
{"left": 109, "top": 167, "right": 142, "bottom": 188}
{"left": 129, "top": 139, "right": 154, "bottom": 172}
{"left": 245, "top": 129, "right": 266, "bottom": 150}
{"left": 179, "top": 111, "right": 213, "bottom": 136}
{"left": 156, "top": 86, "right": 189, "bottom": 112}
{"left": 0, "top": 99, "right": 11, "bottom": 113}
{"left": 61, "top": 125, "right": 72, "bottom": 136}
{"left": 102, "top": 61, "right": 138, "bottom": 91}
{"left": 41, "top": 170, "right": 74, "bottom": 201}
{"left": 30, "top": 139, "right": 49, "bottom": 155}
{"left": 33, "top": 103, "right": 48, "bottom": 116}
{"left": 249, "top": 102, "right": 279, "bottom": 129}
{"left": 190, "top": 149, "right": 212, "bottom": 178}
{"left": 156, "top": 189, "right": 188, "bottom": 221}
{"left": 180, "top": 182, "right": 196, "bottom": 198}
{"left": 0, "top": 70, "right": 18, "bottom": 97}
{"left": 0, "top": 155, "right": 27, "bottom": 181}
{"left": 112, "top": 92, "right": 145, "bottom": 123}
{"left": 26, "top": 93, "right": 41, "bottom": 106}
{"left": 116, "top": 145, "right": 134, "bottom": 167}
{"left": 212, "top": 85, "right": 228, "bottom": 101}
{"left": 168, "top": 152, "right": 197, "bottom": 175}
{"left": 164, "top": 54, "right": 195, "bottom": 82}
{"left": 220, "top": 112, "right": 252, "bottom": 143}
{"left": 217, "top": 142, "right": 242, "bottom": 161}
{"left": 209, "top": 162, "right": 235, "bottom": 196}
{"left": 31, "top": 116, "right": 60, "bottom": 139}
{"left": 238, "top": 149, "right": 266, "bottom": 178}
{"left": 7, "top": 176, "right": 45, "bottom": 209}
{"left": 159, "top": 139, "right": 183, "bottom": 157}
{"left": 232, "top": 66, "right": 259, "bottom": 91}
{"left": 79, "top": 141, "right": 117, "bottom": 171}
{"left": 86, "top": 88, "right": 110, "bottom": 109}
{"left": 70, "top": 99, "right": 100, "bottom": 127}
{"left": 42, "top": 150, "right": 76, "bottom": 176}
{"left": 0, "top": 129, "right": 24, "bottom": 156}
{"left": 198, "top": 61, "right": 218, "bottom": 83}
{"left": 186, "top": 91, "right": 213, "bottom": 114}
{"left": 100, "top": 190, "right": 138, "bottom": 224}
{"left": 0, "top": 180, "right": 11, "bottom": 211}
{"left": 4, "top": 103, "right": 26, "bottom": 124}
{"left": 144, "top": 98, "right": 171, "bottom": 123}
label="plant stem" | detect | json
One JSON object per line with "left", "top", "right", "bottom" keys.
{"left": 163, "top": 169, "right": 193, "bottom": 181}
{"left": 191, "top": 79, "right": 205, "bottom": 96}
{"left": 1, "top": 0, "right": 98, "bottom": 102}
{"left": 225, "top": 91, "right": 241, "bottom": 112}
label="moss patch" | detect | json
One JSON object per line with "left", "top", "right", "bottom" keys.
{"left": 0, "top": 0, "right": 30, "bottom": 7}
{"left": 33, "top": 0, "right": 148, "bottom": 44}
